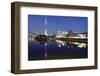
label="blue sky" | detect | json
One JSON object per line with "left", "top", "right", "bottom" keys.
{"left": 28, "top": 15, "right": 88, "bottom": 35}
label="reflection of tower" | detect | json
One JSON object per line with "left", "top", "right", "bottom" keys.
{"left": 44, "top": 43, "right": 47, "bottom": 59}
{"left": 44, "top": 17, "right": 48, "bottom": 36}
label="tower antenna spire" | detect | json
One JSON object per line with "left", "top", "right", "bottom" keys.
{"left": 44, "top": 17, "right": 48, "bottom": 36}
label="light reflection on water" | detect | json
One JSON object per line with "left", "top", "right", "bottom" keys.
{"left": 56, "top": 40, "right": 87, "bottom": 48}
{"left": 28, "top": 39, "right": 88, "bottom": 60}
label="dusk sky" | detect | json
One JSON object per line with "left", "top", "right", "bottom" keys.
{"left": 28, "top": 15, "right": 88, "bottom": 35}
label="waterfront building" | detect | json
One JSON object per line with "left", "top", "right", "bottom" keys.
{"left": 28, "top": 31, "right": 38, "bottom": 41}
{"left": 67, "top": 32, "right": 87, "bottom": 39}
{"left": 56, "top": 30, "right": 68, "bottom": 38}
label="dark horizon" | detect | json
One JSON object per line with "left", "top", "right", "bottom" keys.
{"left": 28, "top": 15, "right": 88, "bottom": 35}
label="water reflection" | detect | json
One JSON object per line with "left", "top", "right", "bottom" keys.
{"left": 28, "top": 39, "right": 88, "bottom": 60}
{"left": 44, "top": 43, "right": 47, "bottom": 59}
{"left": 56, "top": 40, "right": 87, "bottom": 48}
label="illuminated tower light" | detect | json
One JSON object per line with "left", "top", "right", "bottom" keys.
{"left": 44, "top": 17, "right": 48, "bottom": 36}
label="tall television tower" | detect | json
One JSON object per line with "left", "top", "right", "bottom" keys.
{"left": 44, "top": 17, "right": 48, "bottom": 36}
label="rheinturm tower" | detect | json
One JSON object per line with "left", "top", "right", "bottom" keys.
{"left": 44, "top": 17, "right": 48, "bottom": 36}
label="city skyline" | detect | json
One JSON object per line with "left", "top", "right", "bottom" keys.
{"left": 28, "top": 15, "right": 88, "bottom": 35}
